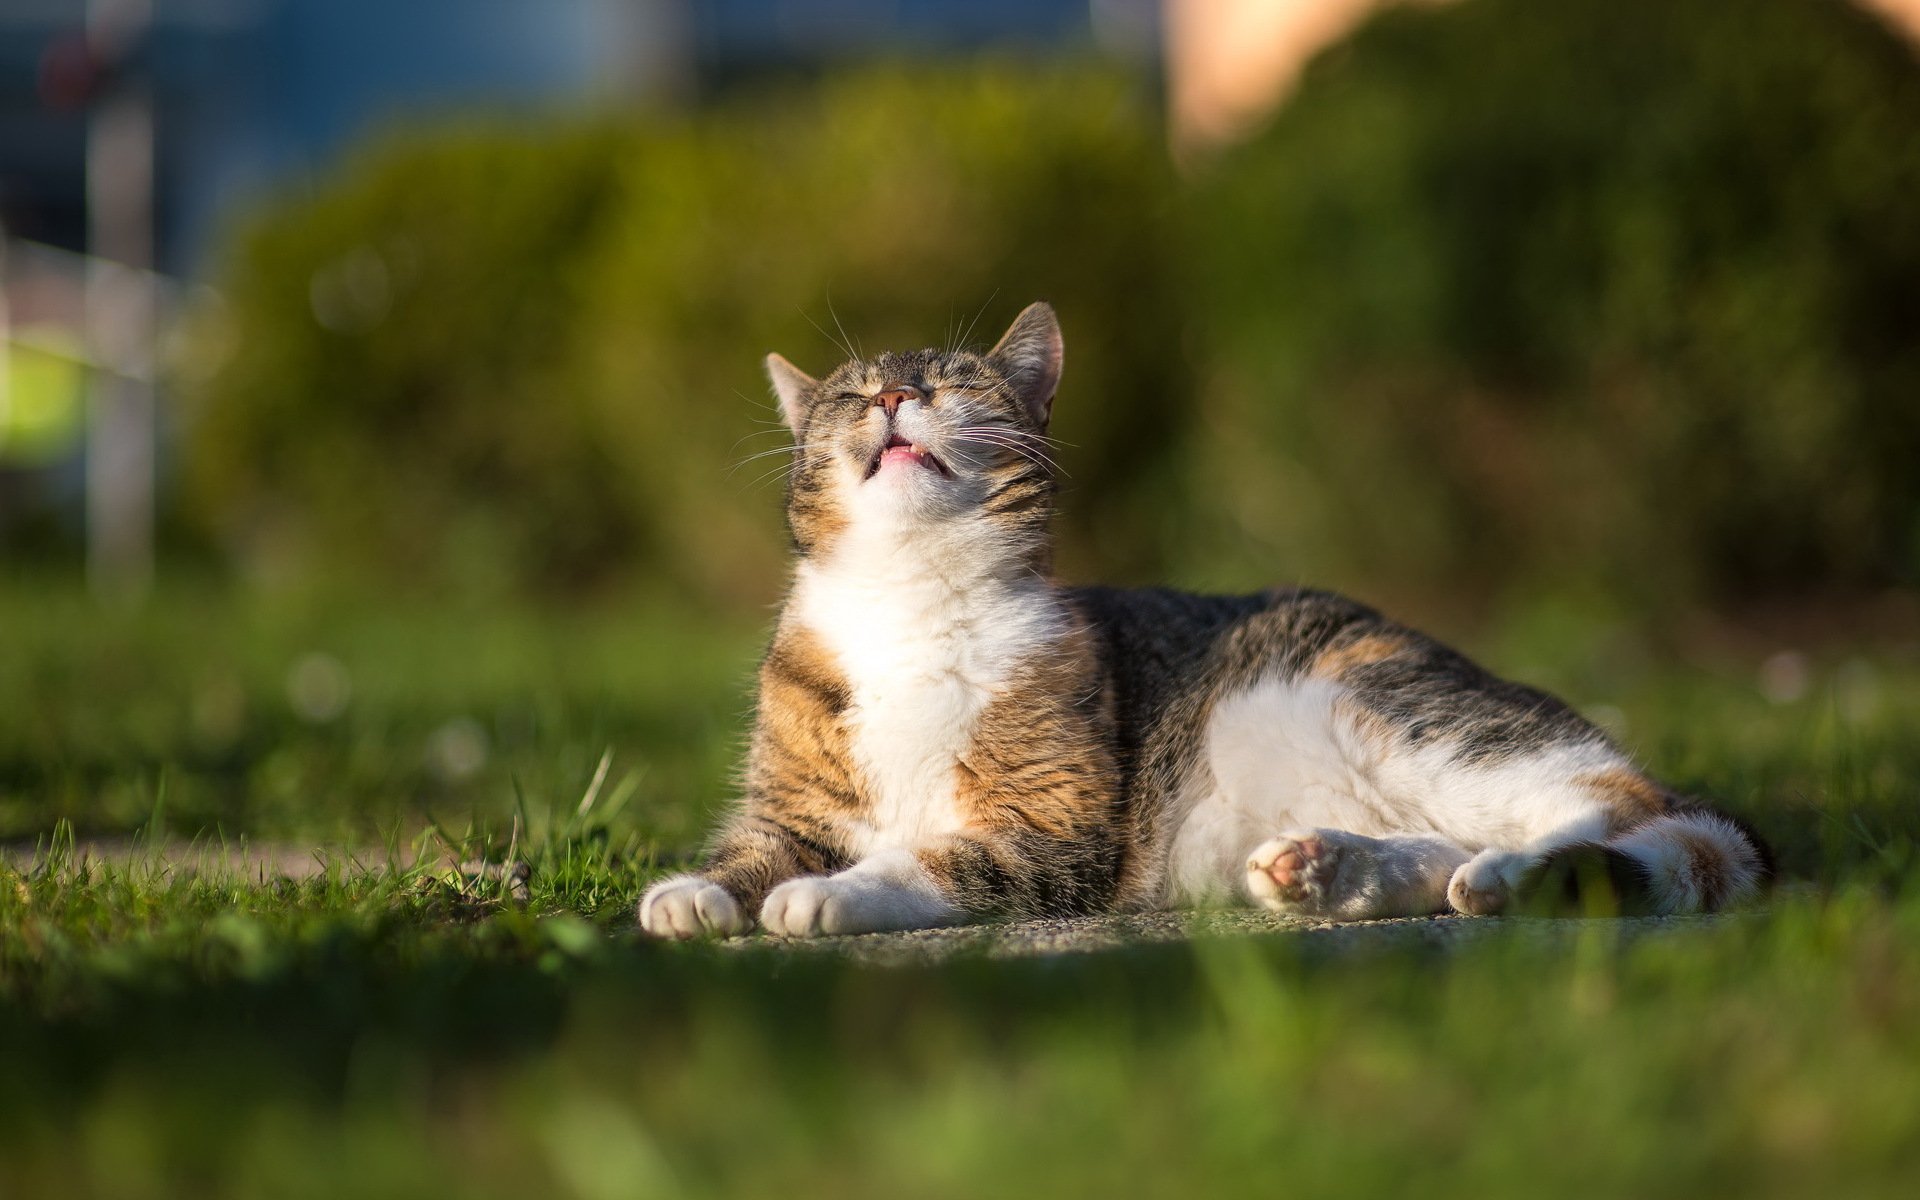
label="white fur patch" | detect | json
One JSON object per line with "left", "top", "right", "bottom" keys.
{"left": 1168, "top": 674, "right": 1631, "bottom": 906}
{"left": 1446, "top": 848, "right": 1537, "bottom": 915}
{"left": 790, "top": 503, "right": 1066, "bottom": 862}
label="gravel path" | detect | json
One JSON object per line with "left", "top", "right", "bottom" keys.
{"left": 724, "top": 908, "right": 1747, "bottom": 964}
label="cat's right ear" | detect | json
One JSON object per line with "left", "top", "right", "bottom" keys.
{"left": 988, "top": 302, "right": 1064, "bottom": 427}
{"left": 765, "top": 353, "right": 817, "bottom": 432}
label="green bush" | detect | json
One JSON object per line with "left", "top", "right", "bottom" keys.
{"left": 183, "top": 69, "right": 1179, "bottom": 601}
{"left": 1184, "top": 0, "right": 1920, "bottom": 609}
{"left": 182, "top": 123, "right": 641, "bottom": 594}
{"left": 182, "top": 0, "right": 1920, "bottom": 615}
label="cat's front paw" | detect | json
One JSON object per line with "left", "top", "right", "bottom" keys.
{"left": 1247, "top": 831, "right": 1343, "bottom": 914}
{"left": 760, "top": 876, "right": 842, "bottom": 937}
{"left": 759, "top": 869, "right": 952, "bottom": 937}
{"left": 638, "top": 874, "right": 749, "bottom": 939}
{"left": 1447, "top": 850, "right": 1531, "bottom": 916}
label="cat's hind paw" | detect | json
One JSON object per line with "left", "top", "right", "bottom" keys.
{"left": 1247, "top": 831, "right": 1344, "bottom": 915}
{"left": 638, "top": 875, "right": 749, "bottom": 939}
{"left": 1447, "top": 850, "right": 1532, "bottom": 916}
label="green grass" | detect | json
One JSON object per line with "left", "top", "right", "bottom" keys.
{"left": 2, "top": 580, "right": 1917, "bottom": 1198}
{"left": 0, "top": 582, "right": 761, "bottom": 852}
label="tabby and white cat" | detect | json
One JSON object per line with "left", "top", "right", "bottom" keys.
{"left": 638, "top": 303, "right": 1768, "bottom": 938}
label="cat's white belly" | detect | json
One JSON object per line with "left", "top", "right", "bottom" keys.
{"left": 840, "top": 673, "right": 979, "bottom": 855}
{"left": 1165, "top": 674, "right": 1627, "bottom": 905}
{"left": 789, "top": 538, "right": 1067, "bottom": 859}
{"left": 1167, "top": 676, "right": 1395, "bottom": 904}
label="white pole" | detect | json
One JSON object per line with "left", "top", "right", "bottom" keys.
{"left": 84, "top": 0, "right": 156, "bottom": 601}
{"left": 1, "top": 227, "right": 11, "bottom": 449}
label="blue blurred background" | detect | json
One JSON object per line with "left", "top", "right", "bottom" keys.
{"left": 4, "top": 0, "right": 1918, "bottom": 640}
{"left": 2, "top": 1, "right": 1131, "bottom": 276}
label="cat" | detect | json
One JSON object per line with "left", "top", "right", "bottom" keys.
{"left": 638, "top": 302, "right": 1770, "bottom": 938}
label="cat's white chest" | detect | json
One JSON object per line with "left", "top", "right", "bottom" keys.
{"left": 790, "top": 548, "right": 1062, "bottom": 858}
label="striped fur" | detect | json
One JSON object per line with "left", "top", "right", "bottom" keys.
{"left": 638, "top": 304, "right": 1770, "bottom": 938}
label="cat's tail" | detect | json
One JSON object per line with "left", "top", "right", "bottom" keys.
{"left": 1518, "top": 806, "right": 1774, "bottom": 916}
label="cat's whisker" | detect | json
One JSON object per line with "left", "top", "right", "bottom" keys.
{"left": 727, "top": 428, "right": 797, "bottom": 456}
{"left": 730, "top": 461, "right": 795, "bottom": 489}
{"left": 736, "top": 469, "right": 796, "bottom": 493}
{"left": 957, "top": 290, "right": 998, "bottom": 353}
{"left": 964, "top": 439, "right": 1057, "bottom": 479}
{"left": 943, "top": 441, "right": 1022, "bottom": 472}
{"left": 727, "top": 445, "right": 799, "bottom": 479}
{"left": 954, "top": 427, "right": 1067, "bottom": 476}
{"left": 802, "top": 306, "right": 857, "bottom": 364}
{"left": 733, "top": 388, "right": 788, "bottom": 419}
{"left": 742, "top": 460, "right": 798, "bottom": 491}
{"left": 953, "top": 406, "right": 1071, "bottom": 450}
{"left": 959, "top": 424, "right": 1063, "bottom": 448}
{"left": 729, "top": 444, "right": 798, "bottom": 465}
{"left": 1022, "top": 431, "right": 1073, "bottom": 449}
{"left": 960, "top": 431, "right": 1057, "bottom": 469}
{"left": 826, "top": 293, "right": 861, "bottom": 361}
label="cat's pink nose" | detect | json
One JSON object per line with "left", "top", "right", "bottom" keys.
{"left": 874, "top": 388, "right": 919, "bottom": 416}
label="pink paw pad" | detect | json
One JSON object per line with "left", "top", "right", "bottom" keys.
{"left": 1247, "top": 833, "right": 1339, "bottom": 909}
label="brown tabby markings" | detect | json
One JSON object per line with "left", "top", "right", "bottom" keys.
{"left": 1332, "top": 696, "right": 1396, "bottom": 752}
{"left": 1578, "top": 766, "right": 1671, "bottom": 830}
{"left": 929, "top": 620, "right": 1124, "bottom": 917}
{"left": 700, "top": 626, "right": 855, "bottom": 909}
{"left": 1674, "top": 826, "right": 1733, "bottom": 908}
{"left": 784, "top": 454, "right": 849, "bottom": 555}
{"left": 1310, "top": 632, "right": 1410, "bottom": 679}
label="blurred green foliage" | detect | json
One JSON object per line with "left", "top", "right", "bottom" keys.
{"left": 1186, "top": 0, "right": 1920, "bottom": 609}
{"left": 5, "top": 850, "right": 1920, "bottom": 1197}
{"left": 180, "top": 0, "right": 1920, "bottom": 614}
{"left": 184, "top": 70, "right": 1179, "bottom": 601}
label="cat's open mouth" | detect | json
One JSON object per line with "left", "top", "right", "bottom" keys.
{"left": 866, "top": 434, "right": 948, "bottom": 480}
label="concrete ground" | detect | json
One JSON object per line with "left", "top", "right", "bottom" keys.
{"left": 722, "top": 908, "right": 1745, "bottom": 964}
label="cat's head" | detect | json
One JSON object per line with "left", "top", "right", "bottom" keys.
{"left": 764, "top": 302, "right": 1064, "bottom": 560}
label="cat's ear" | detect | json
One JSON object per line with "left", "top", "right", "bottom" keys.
{"left": 988, "top": 301, "right": 1064, "bottom": 426}
{"left": 765, "top": 353, "right": 817, "bottom": 431}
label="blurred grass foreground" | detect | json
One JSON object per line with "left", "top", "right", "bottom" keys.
{"left": 5, "top": 0, "right": 1920, "bottom": 1196}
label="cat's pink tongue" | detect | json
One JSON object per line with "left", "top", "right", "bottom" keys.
{"left": 882, "top": 444, "right": 931, "bottom": 469}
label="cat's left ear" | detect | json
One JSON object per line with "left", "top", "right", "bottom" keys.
{"left": 765, "top": 353, "right": 817, "bottom": 432}
{"left": 988, "top": 301, "right": 1064, "bottom": 426}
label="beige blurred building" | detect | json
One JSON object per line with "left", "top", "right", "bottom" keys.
{"left": 1165, "top": 0, "right": 1920, "bottom": 158}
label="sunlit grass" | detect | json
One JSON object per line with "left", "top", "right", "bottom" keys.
{"left": 1, "top": 581, "right": 1916, "bottom": 1197}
